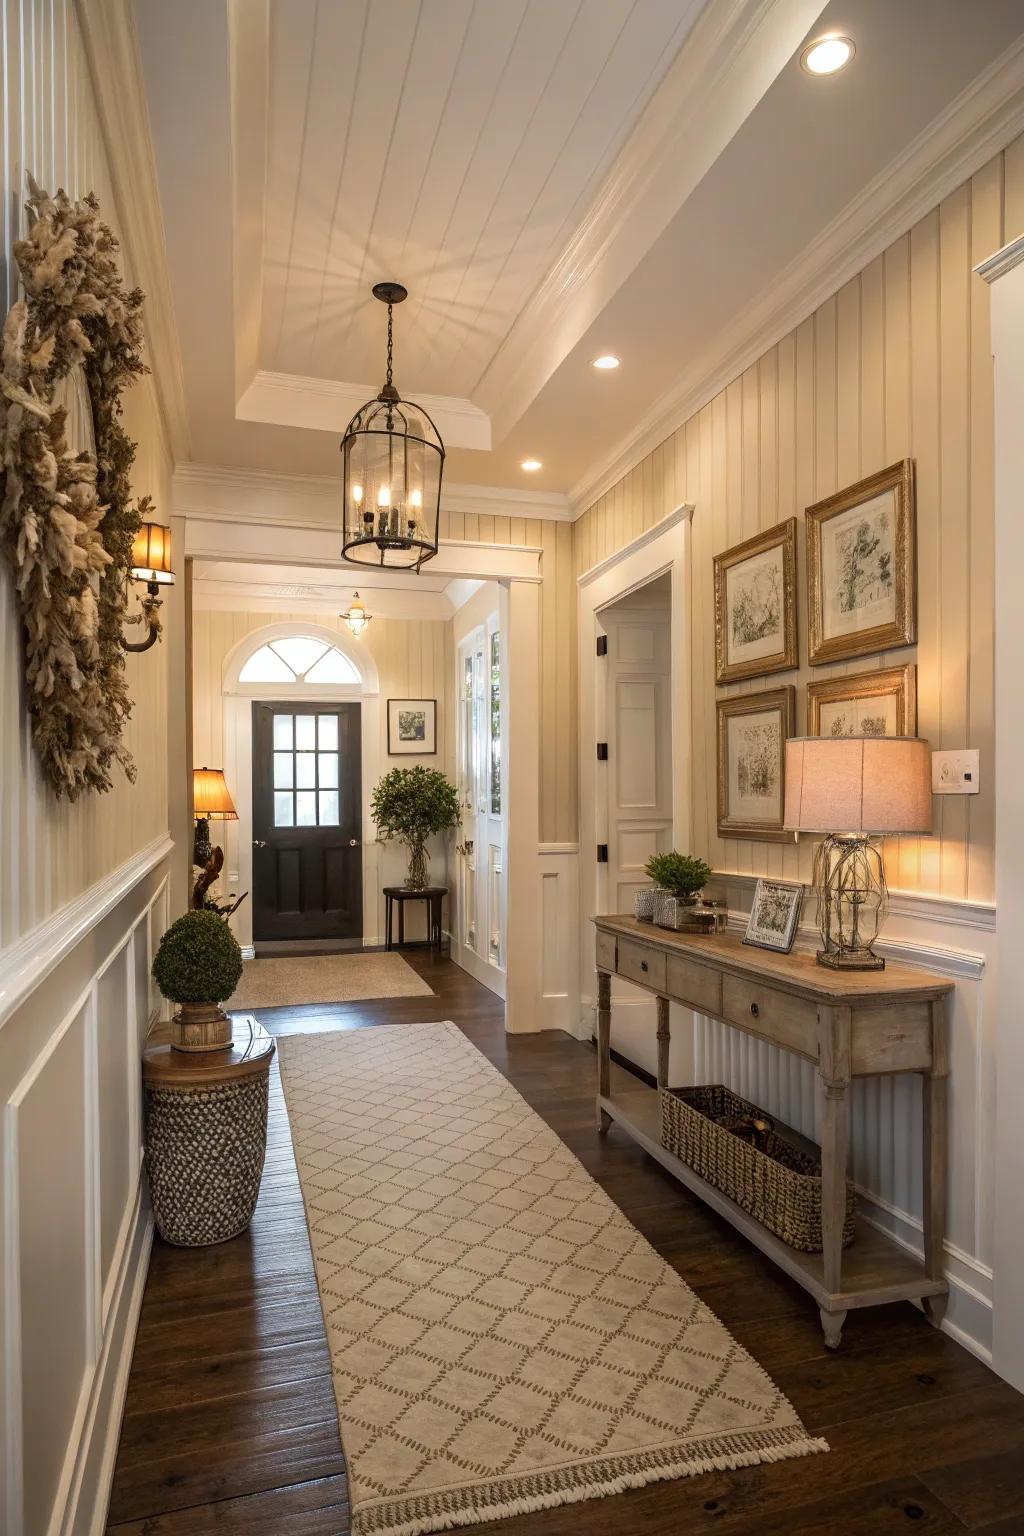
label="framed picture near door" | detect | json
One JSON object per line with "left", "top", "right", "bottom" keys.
{"left": 716, "top": 686, "right": 795, "bottom": 841}
{"left": 388, "top": 698, "right": 437, "bottom": 755}
{"left": 713, "top": 517, "right": 798, "bottom": 684}
{"left": 806, "top": 664, "right": 917, "bottom": 738}
{"left": 806, "top": 459, "right": 916, "bottom": 665}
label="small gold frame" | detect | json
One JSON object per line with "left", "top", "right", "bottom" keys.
{"left": 806, "top": 664, "right": 917, "bottom": 737}
{"left": 714, "top": 517, "right": 798, "bottom": 684}
{"left": 806, "top": 459, "right": 915, "bottom": 666}
{"left": 716, "top": 686, "right": 796, "bottom": 842}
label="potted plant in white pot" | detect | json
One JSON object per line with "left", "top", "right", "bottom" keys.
{"left": 152, "top": 908, "right": 244, "bottom": 1051}
{"left": 371, "top": 765, "right": 461, "bottom": 890}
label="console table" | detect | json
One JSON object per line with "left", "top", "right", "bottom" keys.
{"left": 593, "top": 915, "right": 954, "bottom": 1348}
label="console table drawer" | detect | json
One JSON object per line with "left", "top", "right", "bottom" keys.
{"left": 666, "top": 954, "right": 722, "bottom": 1017}
{"left": 721, "top": 974, "right": 819, "bottom": 1057}
{"left": 617, "top": 938, "right": 666, "bottom": 992}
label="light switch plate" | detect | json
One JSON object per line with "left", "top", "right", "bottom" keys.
{"left": 931, "top": 749, "right": 980, "bottom": 795}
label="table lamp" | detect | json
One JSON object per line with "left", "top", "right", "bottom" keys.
{"left": 192, "top": 767, "right": 238, "bottom": 867}
{"left": 784, "top": 736, "right": 932, "bottom": 970}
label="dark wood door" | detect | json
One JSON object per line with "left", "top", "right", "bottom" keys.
{"left": 252, "top": 702, "right": 362, "bottom": 943}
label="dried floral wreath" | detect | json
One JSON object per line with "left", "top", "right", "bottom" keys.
{"left": 0, "top": 175, "right": 153, "bottom": 799}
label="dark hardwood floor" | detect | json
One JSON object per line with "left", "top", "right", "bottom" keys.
{"left": 107, "top": 955, "right": 1024, "bottom": 1534}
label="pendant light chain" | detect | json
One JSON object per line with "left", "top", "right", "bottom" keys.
{"left": 385, "top": 302, "right": 394, "bottom": 391}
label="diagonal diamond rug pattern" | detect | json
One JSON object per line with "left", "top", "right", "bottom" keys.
{"left": 278, "top": 1022, "right": 826, "bottom": 1536}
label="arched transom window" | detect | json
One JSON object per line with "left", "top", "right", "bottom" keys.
{"left": 238, "top": 636, "right": 359, "bottom": 686}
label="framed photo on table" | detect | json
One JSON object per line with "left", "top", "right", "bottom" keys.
{"left": 714, "top": 518, "right": 798, "bottom": 684}
{"left": 743, "top": 878, "right": 803, "bottom": 953}
{"left": 716, "top": 686, "right": 796, "bottom": 842}
{"left": 387, "top": 698, "right": 437, "bottom": 755}
{"left": 806, "top": 459, "right": 916, "bottom": 665}
{"left": 806, "top": 664, "right": 917, "bottom": 738}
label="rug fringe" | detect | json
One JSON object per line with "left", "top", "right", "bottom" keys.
{"left": 352, "top": 1429, "right": 830, "bottom": 1536}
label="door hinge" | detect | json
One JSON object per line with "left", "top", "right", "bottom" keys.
{"left": 597, "top": 844, "right": 608, "bottom": 863}
{"left": 596, "top": 742, "right": 608, "bottom": 761}
{"left": 596, "top": 635, "right": 608, "bottom": 657}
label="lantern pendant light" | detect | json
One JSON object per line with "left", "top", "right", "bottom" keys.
{"left": 340, "top": 282, "right": 444, "bottom": 572}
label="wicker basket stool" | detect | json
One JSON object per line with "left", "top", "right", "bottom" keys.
{"left": 661, "top": 1083, "right": 856, "bottom": 1253}
{"left": 142, "top": 1017, "right": 274, "bottom": 1247}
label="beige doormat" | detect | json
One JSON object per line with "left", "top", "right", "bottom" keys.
{"left": 228, "top": 952, "right": 433, "bottom": 1010}
{"left": 278, "top": 1021, "right": 826, "bottom": 1536}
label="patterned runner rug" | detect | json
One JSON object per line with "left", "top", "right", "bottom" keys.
{"left": 278, "top": 1021, "right": 826, "bottom": 1536}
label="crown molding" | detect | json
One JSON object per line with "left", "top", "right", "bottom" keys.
{"left": 236, "top": 368, "right": 492, "bottom": 451}
{"left": 577, "top": 503, "right": 694, "bottom": 587}
{"left": 74, "top": 0, "right": 190, "bottom": 461}
{"left": 569, "top": 36, "right": 1024, "bottom": 516}
{"left": 171, "top": 462, "right": 570, "bottom": 525}
{"left": 192, "top": 577, "right": 454, "bottom": 620}
{"left": 976, "top": 232, "right": 1024, "bottom": 283}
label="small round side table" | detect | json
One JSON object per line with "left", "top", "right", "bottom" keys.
{"left": 383, "top": 885, "right": 448, "bottom": 954}
{"left": 142, "top": 1016, "right": 275, "bottom": 1247}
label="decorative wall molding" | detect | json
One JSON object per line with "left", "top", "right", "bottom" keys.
{"left": 172, "top": 462, "right": 570, "bottom": 528}
{"left": 570, "top": 36, "right": 1024, "bottom": 515}
{"left": 577, "top": 503, "right": 694, "bottom": 589}
{"left": 0, "top": 833, "right": 173, "bottom": 1030}
{"left": 710, "top": 868, "right": 996, "bottom": 937}
{"left": 976, "top": 232, "right": 1024, "bottom": 283}
{"left": 73, "top": 0, "right": 190, "bottom": 460}
{"left": 719, "top": 907, "right": 985, "bottom": 982}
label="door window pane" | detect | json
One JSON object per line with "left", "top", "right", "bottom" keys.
{"left": 271, "top": 637, "right": 328, "bottom": 676}
{"left": 490, "top": 630, "right": 501, "bottom": 816}
{"left": 296, "top": 752, "right": 316, "bottom": 788}
{"left": 295, "top": 714, "right": 316, "bottom": 750}
{"left": 296, "top": 791, "right": 317, "bottom": 826}
{"left": 318, "top": 714, "right": 339, "bottom": 750}
{"left": 273, "top": 752, "right": 293, "bottom": 788}
{"left": 274, "top": 791, "right": 294, "bottom": 827}
{"left": 318, "top": 752, "right": 339, "bottom": 788}
{"left": 318, "top": 790, "right": 339, "bottom": 825}
{"left": 273, "top": 713, "right": 293, "bottom": 750}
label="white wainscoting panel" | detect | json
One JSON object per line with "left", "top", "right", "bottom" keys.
{"left": 538, "top": 846, "right": 580, "bottom": 1034}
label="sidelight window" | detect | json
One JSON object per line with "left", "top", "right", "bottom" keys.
{"left": 272, "top": 713, "right": 341, "bottom": 826}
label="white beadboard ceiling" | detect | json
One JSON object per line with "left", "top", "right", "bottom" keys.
{"left": 134, "top": 0, "right": 1024, "bottom": 506}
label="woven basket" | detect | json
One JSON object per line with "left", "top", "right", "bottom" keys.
{"left": 660, "top": 1084, "right": 856, "bottom": 1252}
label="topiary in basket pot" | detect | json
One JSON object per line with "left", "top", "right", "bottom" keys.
{"left": 371, "top": 765, "right": 462, "bottom": 890}
{"left": 153, "top": 909, "right": 244, "bottom": 1052}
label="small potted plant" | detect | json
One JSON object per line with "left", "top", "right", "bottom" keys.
{"left": 642, "top": 852, "right": 713, "bottom": 930}
{"left": 371, "top": 765, "right": 461, "bottom": 890}
{"left": 152, "top": 909, "right": 244, "bottom": 1052}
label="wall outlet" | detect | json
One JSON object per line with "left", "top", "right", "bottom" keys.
{"left": 931, "top": 749, "right": 980, "bottom": 795}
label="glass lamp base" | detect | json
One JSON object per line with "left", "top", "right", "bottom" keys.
{"left": 813, "top": 833, "right": 889, "bottom": 973}
{"left": 816, "top": 946, "right": 885, "bottom": 971}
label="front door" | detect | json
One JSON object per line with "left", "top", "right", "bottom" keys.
{"left": 252, "top": 702, "right": 362, "bottom": 943}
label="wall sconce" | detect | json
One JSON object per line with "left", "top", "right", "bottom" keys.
{"left": 122, "top": 523, "right": 174, "bottom": 653}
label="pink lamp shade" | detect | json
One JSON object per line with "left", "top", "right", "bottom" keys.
{"left": 784, "top": 737, "right": 933, "bottom": 835}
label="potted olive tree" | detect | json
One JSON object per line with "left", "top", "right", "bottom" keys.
{"left": 371, "top": 765, "right": 461, "bottom": 890}
{"left": 152, "top": 908, "right": 244, "bottom": 1052}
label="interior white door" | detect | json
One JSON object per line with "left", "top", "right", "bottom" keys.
{"left": 599, "top": 599, "right": 672, "bottom": 1072}
{"left": 454, "top": 617, "right": 506, "bottom": 997}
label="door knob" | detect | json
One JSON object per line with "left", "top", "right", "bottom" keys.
{"left": 253, "top": 839, "right": 266, "bottom": 849}
{"left": 349, "top": 838, "right": 360, "bottom": 847}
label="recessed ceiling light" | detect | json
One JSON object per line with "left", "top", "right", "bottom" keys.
{"left": 800, "top": 34, "right": 855, "bottom": 75}
{"left": 592, "top": 354, "right": 620, "bottom": 370}
{"left": 521, "top": 458, "right": 542, "bottom": 472}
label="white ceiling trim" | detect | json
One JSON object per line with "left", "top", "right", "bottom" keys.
{"left": 570, "top": 34, "right": 1024, "bottom": 516}
{"left": 192, "top": 576, "right": 454, "bottom": 620}
{"left": 74, "top": 0, "right": 190, "bottom": 460}
{"left": 474, "top": 0, "right": 829, "bottom": 443}
{"left": 236, "top": 368, "right": 492, "bottom": 451}
{"left": 171, "top": 463, "right": 571, "bottom": 526}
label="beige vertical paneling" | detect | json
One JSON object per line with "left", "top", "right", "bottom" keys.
{"left": 1004, "top": 130, "right": 1024, "bottom": 240}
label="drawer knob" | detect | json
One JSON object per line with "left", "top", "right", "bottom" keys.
{"left": 750, "top": 1002, "right": 760, "bottom": 1018}
{"left": 641, "top": 960, "right": 649, "bottom": 972}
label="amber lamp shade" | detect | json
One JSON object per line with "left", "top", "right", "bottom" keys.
{"left": 130, "top": 523, "right": 175, "bottom": 585}
{"left": 193, "top": 768, "right": 238, "bottom": 821}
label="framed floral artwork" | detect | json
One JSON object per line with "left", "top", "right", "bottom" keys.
{"left": 387, "top": 698, "right": 437, "bottom": 755}
{"left": 714, "top": 518, "right": 798, "bottom": 684}
{"left": 743, "top": 878, "right": 803, "bottom": 953}
{"left": 806, "top": 664, "right": 917, "bottom": 738}
{"left": 806, "top": 460, "right": 916, "bottom": 665}
{"left": 716, "top": 686, "right": 796, "bottom": 842}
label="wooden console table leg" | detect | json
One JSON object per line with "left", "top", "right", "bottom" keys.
{"left": 819, "top": 1006, "right": 852, "bottom": 1348}
{"left": 922, "top": 997, "right": 950, "bottom": 1328}
{"left": 656, "top": 996, "right": 670, "bottom": 1089}
{"left": 597, "top": 969, "right": 611, "bottom": 1134}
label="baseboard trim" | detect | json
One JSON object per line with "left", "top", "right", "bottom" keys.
{"left": 60, "top": 1182, "right": 152, "bottom": 1536}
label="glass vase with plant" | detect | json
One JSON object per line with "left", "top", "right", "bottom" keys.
{"left": 371, "top": 765, "right": 461, "bottom": 890}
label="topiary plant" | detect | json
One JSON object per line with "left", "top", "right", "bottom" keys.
{"left": 371, "top": 765, "right": 461, "bottom": 890}
{"left": 153, "top": 909, "right": 243, "bottom": 1006}
{"left": 645, "top": 852, "right": 712, "bottom": 899}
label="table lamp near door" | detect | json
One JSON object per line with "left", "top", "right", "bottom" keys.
{"left": 192, "top": 768, "right": 238, "bottom": 867}
{"left": 784, "top": 736, "right": 932, "bottom": 971}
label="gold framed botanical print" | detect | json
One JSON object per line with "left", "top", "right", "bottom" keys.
{"left": 806, "top": 459, "right": 916, "bottom": 665}
{"left": 806, "top": 664, "right": 917, "bottom": 738}
{"left": 716, "top": 686, "right": 796, "bottom": 842}
{"left": 714, "top": 517, "right": 798, "bottom": 684}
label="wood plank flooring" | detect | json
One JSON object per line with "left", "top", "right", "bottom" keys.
{"left": 107, "top": 955, "right": 1024, "bottom": 1534}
